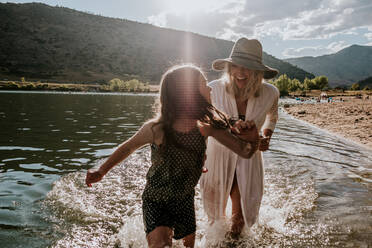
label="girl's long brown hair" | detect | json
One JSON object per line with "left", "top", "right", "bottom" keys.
{"left": 153, "top": 64, "right": 230, "bottom": 149}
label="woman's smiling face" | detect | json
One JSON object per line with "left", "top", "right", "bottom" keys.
{"left": 230, "top": 63, "right": 254, "bottom": 89}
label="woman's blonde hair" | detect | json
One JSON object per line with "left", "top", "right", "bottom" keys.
{"left": 224, "top": 63, "right": 264, "bottom": 100}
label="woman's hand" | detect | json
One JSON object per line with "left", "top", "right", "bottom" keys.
{"left": 85, "top": 169, "right": 104, "bottom": 187}
{"left": 258, "top": 136, "right": 270, "bottom": 151}
{"left": 259, "top": 129, "right": 273, "bottom": 151}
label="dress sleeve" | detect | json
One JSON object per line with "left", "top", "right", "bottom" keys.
{"left": 262, "top": 91, "right": 279, "bottom": 131}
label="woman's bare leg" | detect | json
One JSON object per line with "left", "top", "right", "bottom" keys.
{"left": 146, "top": 226, "right": 173, "bottom": 248}
{"left": 182, "top": 232, "right": 195, "bottom": 248}
{"left": 230, "top": 173, "right": 245, "bottom": 237}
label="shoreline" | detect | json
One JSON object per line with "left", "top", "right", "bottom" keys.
{"left": 283, "top": 96, "right": 372, "bottom": 150}
{"left": 0, "top": 80, "right": 160, "bottom": 93}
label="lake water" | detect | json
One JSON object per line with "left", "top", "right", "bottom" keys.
{"left": 0, "top": 91, "right": 371, "bottom": 248}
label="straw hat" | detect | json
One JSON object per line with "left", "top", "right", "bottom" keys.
{"left": 212, "top": 38, "right": 279, "bottom": 79}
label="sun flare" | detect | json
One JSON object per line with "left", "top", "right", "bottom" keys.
{"left": 164, "top": 0, "right": 225, "bottom": 16}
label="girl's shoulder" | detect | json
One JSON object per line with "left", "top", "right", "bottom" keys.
{"left": 142, "top": 119, "right": 164, "bottom": 145}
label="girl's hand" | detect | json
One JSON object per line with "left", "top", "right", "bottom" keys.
{"left": 85, "top": 169, "right": 104, "bottom": 187}
{"left": 235, "top": 121, "right": 259, "bottom": 144}
{"left": 232, "top": 120, "right": 256, "bottom": 134}
{"left": 197, "top": 121, "right": 213, "bottom": 137}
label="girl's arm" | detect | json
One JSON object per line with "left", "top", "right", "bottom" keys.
{"left": 198, "top": 121, "right": 259, "bottom": 159}
{"left": 85, "top": 121, "right": 156, "bottom": 186}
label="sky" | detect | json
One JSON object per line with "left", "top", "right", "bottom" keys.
{"left": 1, "top": 0, "right": 372, "bottom": 59}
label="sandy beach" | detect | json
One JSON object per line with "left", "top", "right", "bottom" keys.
{"left": 284, "top": 96, "right": 372, "bottom": 150}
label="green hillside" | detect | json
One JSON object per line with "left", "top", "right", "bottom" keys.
{"left": 0, "top": 3, "right": 314, "bottom": 84}
{"left": 285, "top": 45, "right": 372, "bottom": 86}
{"left": 358, "top": 76, "right": 372, "bottom": 89}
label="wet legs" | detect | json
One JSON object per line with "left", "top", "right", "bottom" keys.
{"left": 146, "top": 226, "right": 172, "bottom": 248}
{"left": 230, "top": 173, "right": 245, "bottom": 237}
{"left": 182, "top": 232, "right": 195, "bottom": 248}
{"left": 147, "top": 226, "right": 195, "bottom": 248}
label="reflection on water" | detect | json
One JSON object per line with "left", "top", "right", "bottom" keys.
{"left": 0, "top": 91, "right": 156, "bottom": 247}
{"left": 1, "top": 92, "right": 371, "bottom": 247}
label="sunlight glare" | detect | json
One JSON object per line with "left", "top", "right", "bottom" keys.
{"left": 164, "top": 0, "right": 225, "bottom": 16}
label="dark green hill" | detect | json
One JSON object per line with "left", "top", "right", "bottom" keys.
{"left": 358, "top": 76, "right": 372, "bottom": 89}
{"left": 0, "top": 2, "right": 313, "bottom": 84}
{"left": 285, "top": 45, "right": 372, "bottom": 86}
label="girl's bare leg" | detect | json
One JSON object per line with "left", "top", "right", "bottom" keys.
{"left": 230, "top": 174, "right": 245, "bottom": 237}
{"left": 182, "top": 232, "right": 195, "bottom": 248}
{"left": 146, "top": 226, "right": 173, "bottom": 248}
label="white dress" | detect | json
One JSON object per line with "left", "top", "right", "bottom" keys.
{"left": 200, "top": 79, "right": 279, "bottom": 227}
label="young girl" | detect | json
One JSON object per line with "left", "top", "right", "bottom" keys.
{"left": 85, "top": 64, "right": 259, "bottom": 248}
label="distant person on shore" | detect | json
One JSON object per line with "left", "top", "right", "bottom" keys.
{"left": 85, "top": 64, "right": 260, "bottom": 248}
{"left": 200, "top": 38, "right": 280, "bottom": 237}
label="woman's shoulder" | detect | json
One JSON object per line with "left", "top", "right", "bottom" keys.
{"left": 262, "top": 82, "right": 279, "bottom": 97}
{"left": 208, "top": 78, "right": 225, "bottom": 88}
{"left": 208, "top": 79, "right": 227, "bottom": 100}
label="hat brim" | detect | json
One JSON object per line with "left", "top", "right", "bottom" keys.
{"left": 212, "top": 58, "right": 279, "bottom": 79}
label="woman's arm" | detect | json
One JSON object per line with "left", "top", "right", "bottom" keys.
{"left": 198, "top": 121, "right": 259, "bottom": 159}
{"left": 85, "top": 121, "right": 155, "bottom": 186}
{"left": 260, "top": 91, "right": 279, "bottom": 151}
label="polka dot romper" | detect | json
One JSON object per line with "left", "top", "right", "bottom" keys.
{"left": 142, "top": 127, "right": 206, "bottom": 239}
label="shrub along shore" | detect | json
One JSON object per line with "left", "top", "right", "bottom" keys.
{"left": 0, "top": 79, "right": 160, "bottom": 93}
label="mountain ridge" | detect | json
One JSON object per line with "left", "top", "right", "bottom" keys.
{"left": 285, "top": 44, "right": 372, "bottom": 86}
{"left": 0, "top": 2, "right": 314, "bottom": 84}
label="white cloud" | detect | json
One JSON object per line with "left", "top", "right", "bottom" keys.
{"left": 145, "top": 0, "right": 372, "bottom": 57}
{"left": 326, "top": 41, "right": 349, "bottom": 52}
{"left": 147, "top": 13, "right": 167, "bottom": 27}
{"left": 251, "top": 1, "right": 372, "bottom": 40}
{"left": 151, "top": 0, "right": 372, "bottom": 41}
{"left": 282, "top": 41, "right": 350, "bottom": 58}
{"left": 283, "top": 46, "right": 324, "bottom": 58}
{"left": 365, "top": 32, "right": 372, "bottom": 40}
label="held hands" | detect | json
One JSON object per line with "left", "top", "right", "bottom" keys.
{"left": 85, "top": 169, "right": 104, "bottom": 187}
{"left": 232, "top": 120, "right": 273, "bottom": 152}
{"left": 232, "top": 120, "right": 259, "bottom": 144}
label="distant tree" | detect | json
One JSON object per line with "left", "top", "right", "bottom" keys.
{"left": 363, "top": 86, "right": 370, "bottom": 90}
{"left": 108, "top": 78, "right": 122, "bottom": 91}
{"left": 288, "top": 78, "right": 302, "bottom": 92}
{"left": 127, "top": 79, "right": 140, "bottom": 92}
{"left": 108, "top": 78, "right": 149, "bottom": 92}
{"left": 350, "top": 83, "right": 360, "bottom": 91}
{"left": 270, "top": 74, "right": 291, "bottom": 96}
{"left": 303, "top": 77, "right": 316, "bottom": 90}
{"left": 312, "top": 76, "right": 329, "bottom": 90}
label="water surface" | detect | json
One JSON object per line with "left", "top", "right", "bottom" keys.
{"left": 0, "top": 91, "right": 371, "bottom": 247}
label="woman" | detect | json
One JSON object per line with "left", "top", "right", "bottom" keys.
{"left": 85, "top": 64, "right": 259, "bottom": 248}
{"left": 200, "top": 38, "right": 280, "bottom": 237}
